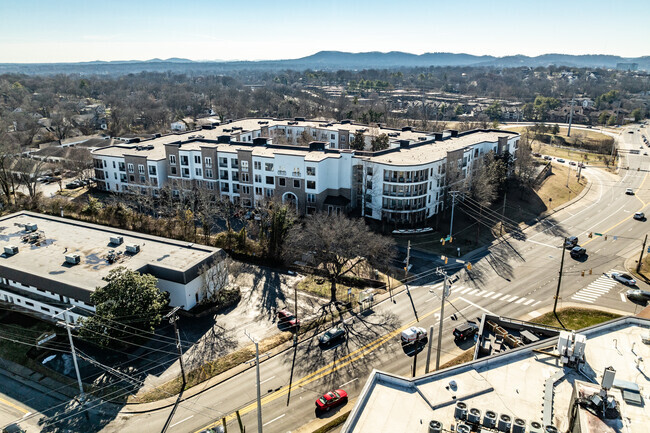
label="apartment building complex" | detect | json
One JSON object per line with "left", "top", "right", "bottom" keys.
{"left": 92, "top": 118, "right": 519, "bottom": 224}
{"left": 0, "top": 212, "right": 226, "bottom": 323}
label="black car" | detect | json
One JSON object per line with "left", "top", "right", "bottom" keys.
{"left": 570, "top": 246, "right": 586, "bottom": 259}
{"left": 565, "top": 236, "right": 578, "bottom": 248}
{"left": 626, "top": 289, "right": 650, "bottom": 303}
{"left": 453, "top": 321, "right": 478, "bottom": 341}
{"left": 65, "top": 181, "right": 81, "bottom": 189}
{"left": 319, "top": 325, "right": 346, "bottom": 346}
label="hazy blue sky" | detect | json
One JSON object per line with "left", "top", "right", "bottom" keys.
{"left": 0, "top": 0, "right": 648, "bottom": 62}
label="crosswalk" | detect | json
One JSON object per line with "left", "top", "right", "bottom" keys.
{"left": 570, "top": 270, "right": 621, "bottom": 304}
{"left": 437, "top": 285, "right": 542, "bottom": 307}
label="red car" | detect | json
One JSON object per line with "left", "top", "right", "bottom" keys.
{"left": 277, "top": 309, "right": 299, "bottom": 327}
{"left": 315, "top": 389, "right": 348, "bottom": 411}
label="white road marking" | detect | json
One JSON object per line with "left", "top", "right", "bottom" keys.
{"left": 260, "top": 375, "right": 276, "bottom": 385}
{"left": 263, "top": 414, "right": 285, "bottom": 427}
{"left": 469, "top": 289, "right": 481, "bottom": 296}
{"left": 533, "top": 301, "right": 541, "bottom": 306}
{"left": 491, "top": 292, "right": 503, "bottom": 299}
{"left": 524, "top": 299, "right": 535, "bottom": 306}
{"left": 458, "top": 287, "right": 472, "bottom": 295}
{"left": 526, "top": 239, "right": 559, "bottom": 249}
{"left": 571, "top": 295, "right": 595, "bottom": 303}
{"left": 620, "top": 293, "right": 627, "bottom": 303}
{"left": 170, "top": 416, "right": 194, "bottom": 428}
{"left": 340, "top": 377, "right": 358, "bottom": 388}
{"left": 459, "top": 297, "right": 495, "bottom": 315}
{"left": 509, "top": 296, "right": 519, "bottom": 302}
{"left": 528, "top": 310, "right": 541, "bottom": 318}
{"left": 499, "top": 294, "right": 511, "bottom": 301}
{"left": 516, "top": 298, "right": 526, "bottom": 304}
{"left": 482, "top": 291, "right": 495, "bottom": 298}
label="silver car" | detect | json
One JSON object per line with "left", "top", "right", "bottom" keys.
{"left": 611, "top": 272, "right": 636, "bottom": 286}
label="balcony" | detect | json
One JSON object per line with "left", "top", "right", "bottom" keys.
{"left": 278, "top": 170, "right": 287, "bottom": 175}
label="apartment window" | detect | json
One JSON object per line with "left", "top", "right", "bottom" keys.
{"left": 205, "top": 157, "right": 212, "bottom": 167}
{"left": 265, "top": 163, "right": 274, "bottom": 171}
{"left": 114, "top": 172, "right": 117, "bottom": 179}
{"left": 307, "top": 193, "right": 315, "bottom": 203}
{"left": 151, "top": 177, "right": 158, "bottom": 186}
{"left": 232, "top": 172, "right": 239, "bottom": 182}
{"left": 182, "top": 168, "right": 190, "bottom": 178}
{"left": 293, "top": 179, "right": 300, "bottom": 188}
{"left": 220, "top": 170, "right": 229, "bottom": 180}
{"left": 196, "top": 180, "right": 203, "bottom": 188}
{"left": 129, "top": 175, "right": 135, "bottom": 182}
{"left": 312, "top": 130, "right": 317, "bottom": 137}
{"left": 279, "top": 178, "right": 286, "bottom": 187}
{"left": 180, "top": 155, "right": 189, "bottom": 166}
{"left": 255, "top": 187, "right": 262, "bottom": 195}
{"left": 140, "top": 176, "right": 146, "bottom": 183}
{"left": 112, "top": 161, "right": 116, "bottom": 168}
{"left": 169, "top": 155, "right": 176, "bottom": 165}
{"left": 231, "top": 159, "right": 239, "bottom": 169}
{"left": 172, "top": 189, "right": 179, "bottom": 197}
{"left": 241, "top": 161, "right": 249, "bottom": 171}
{"left": 205, "top": 169, "right": 213, "bottom": 178}
{"left": 254, "top": 174, "right": 262, "bottom": 183}
{"left": 127, "top": 163, "right": 134, "bottom": 173}
{"left": 207, "top": 182, "right": 215, "bottom": 190}
{"left": 265, "top": 176, "right": 274, "bottom": 185}
{"left": 148, "top": 165, "right": 157, "bottom": 175}
{"left": 103, "top": 160, "right": 107, "bottom": 168}
{"left": 306, "top": 166, "right": 316, "bottom": 176}
{"left": 170, "top": 166, "right": 177, "bottom": 175}
{"left": 341, "top": 136, "right": 347, "bottom": 143}
{"left": 241, "top": 173, "right": 250, "bottom": 182}
{"left": 366, "top": 181, "right": 373, "bottom": 190}
{"left": 367, "top": 167, "right": 373, "bottom": 176}
{"left": 307, "top": 206, "right": 316, "bottom": 215}
{"left": 221, "top": 183, "right": 229, "bottom": 192}
{"left": 265, "top": 188, "right": 274, "bottom": 197}
{"left": 254, "top": 161, "right": 261, "bottom": 170}
{"left": 330, "top": 134, "right": 335, "bottom": 140}
{"left": 219, "top": 157, "right": 228, "bottom": 167}
{"left": 194, "top": 155, "right": 201, "bottom": 164}
{"left": 195, "top": 168, "right": 202, "bottom": 177}
{"left": 242, "top": 185, "right": 251, "bottom": 195}
{"left": 120, "top": 173, "right": 127, "bottom": 182}
{"left": 307, "top": 180, "right": 315, "bottom": 189}
{"left": 138, "top": 164, "right": 145, "bottom": 174}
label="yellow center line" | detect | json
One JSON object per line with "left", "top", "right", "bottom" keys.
{"left": 196, "top": 297, "right": 458, "bottom": 432}
{"left": 0, "top": 396, "right": 29, "bottom": 415}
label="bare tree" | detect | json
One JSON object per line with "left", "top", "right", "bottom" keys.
{"left": 284, "top": 212, "right": 395, "bottom": 304}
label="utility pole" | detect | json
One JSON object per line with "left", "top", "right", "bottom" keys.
{"left": 500, "top": 192, "right": 507, "bottom": 236}
{"left": 567, "top": 94, "right": 575, "bottom": 137}
{"left": 553, "top": 239, "right": 567, "bottom": 329}
{"left": 434, "top": 268, "right": 449, "bottom": 370}
{"left": 404, "top": 240, "right": 411, "bottom": 280}
{"left": 161, "top": 306, "right": 186, "bottom": 433}
{"left": 54, "top": 307, "right": 84, "bottom": 399}
{"left": 424, "top": 325, "right": 434, "bottom": 373}
{"left": 245, "top": 330, "right": 263, "bottom": 433}
{"left": 566, "top": 163, "right": 571, "bottom": 187}
{"left": 637, "top": 234, "right": 648, "bottom": 273}
{"left": 449, "top": 191, "right": 460, "bottom": 238}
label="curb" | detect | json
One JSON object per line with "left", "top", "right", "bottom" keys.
{"left": 0, "top": 360, "right": 73, "bottom": 402}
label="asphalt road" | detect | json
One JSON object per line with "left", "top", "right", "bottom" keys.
{"left": 1, "top": 124, "right": 648, "bottom": 433}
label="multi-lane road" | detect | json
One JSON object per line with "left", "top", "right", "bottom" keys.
{"left": 1, "top": 124, "right": 648, "bottom": 433}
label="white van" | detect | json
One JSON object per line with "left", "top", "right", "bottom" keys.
{"left": 400, "top": 326, "right": 427, "bottom": 344}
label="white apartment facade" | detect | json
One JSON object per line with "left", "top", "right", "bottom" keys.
{"left": 93, "top": 118, "right": 519, "bottom": 225}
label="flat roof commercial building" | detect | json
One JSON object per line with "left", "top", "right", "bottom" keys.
{"left": 342, "top": 315, "right": 650, "bottom": 433}
{"left": 92, "top": 118, "right": 519, "bottom": 225}
{"left": 0, "top": 211, "right": 226, "bottom": 323}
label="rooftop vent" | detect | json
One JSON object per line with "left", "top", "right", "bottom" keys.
{"left": 529, "top": 421, "right": 543, "bottom": 433}
{"left": 418, "top": 136, "right": 427, "bottom": 141}
{"left": 456, "top": 424, "right": 471, "bottom": 433}
{"left": 110, "top": 236, "right": 124, "bottom": 246}
{"left": 402, "top": 126, "right": 412, "bottom": 132}
{"left": 513, "top": 418, "right": 526, "bottom": 433}
{"left": 454, "top": 402, "right": 468, "bottom": 420}
{"left": 467, "top": 408, "right": 481, "bottom": 424}
{"left": 24, "top": 223, "right": 38, "bottom": 232}
{"left": 65, "top": 253, "right": 81, "bottom": 265}
{"left": 545, "top": 426, "right": 558, "bottom": 433}
{"left": 287, "top": 121, "right": 298, "bottom": 125}
{"left": 341, "top": 119, "right": 352, "bottom": 124}
{"left": 153, "top": 133, "right": 162, "bottom": 138}
{"left": 294, "top": 117, "right": 305, "bottom": 122}
{"left": 257, "top": 120, "right": 268, "bottom": 125}
{"left": 399, "top": 140, "right": 410, "bottom": 149}
{"left": 433, "top": 132, "right": 443, "bottom": 140}
{"left": 126, "top": 244, "right": 140, "bottom": 254}
{"left": 201, "top": 124, "right": 215, "bottom": 130}
{"left": 428, "top": 421, "right": 442, "bottom": 433}
{"left": 4, "top": 245, "right": 18, "bottom": 256}
{"left": 388, "top": 132, "right": 400, "bottom": 137}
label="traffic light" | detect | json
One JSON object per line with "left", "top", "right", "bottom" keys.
{"left": 581, "top": 270, "right": 585, "bottom": 277}
{"left": 466, "top": 263, "right": 472, "bottom": 270}
{"left": 604, "top": 235, "right": 608, "bottom": 240}
{"left": 445, "top": 257, "right": 448, "bottom": 264}
{"left": 442, "top": 240, "right": 446, "bottom": 245}
{"left": 588, "top": 232, "right": 593, "bottom": 238}
{"left": 449, "top": 236, "right": 453, "bottom": 243}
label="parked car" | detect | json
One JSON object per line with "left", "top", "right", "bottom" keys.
{"left": 557, "top": 158, "right": 566, "bottom": 163}
{"left": 319, "top": 325, "right": 346, "bottom": 346}
{"left": 543, "top": 155, "right": 552, "bottom": 160}
{"left": 569, "top": 161, "right": 576, "bottom": 166}
{"left": 315, "top": 389, "right": 348, "bottom": 412}
{"left": 400, "top": 326, "right": 428, "bottom": 344}
{"left": 277, "top": 309, "right": 299, "bottom": 327}
{"left": 570, "top": 246, "right": 586, "bottom": 259}
{"left": 532, "top": 153, "right": 542, "bottom": 157}
{"left": 611, "top": 272, "right": 636, "bottom": 286}
{"left": 626, "top": 289, "right": 650, "bottom": 303}
{"left": 65, "top": 181, "right": 81, "bottom": 189}
{"left": 453, "top": 321, "right": 478, "bottom": 341}
{"left": 634, "top": 212, "right": 645, "bottom": 221}
{"left": 565, "top": 236, "right": 579, "bottom": 248}
{"left": 625, "top": 188, "right": 634, "bottom": 195}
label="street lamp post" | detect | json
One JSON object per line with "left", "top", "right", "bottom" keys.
{"left": 245, "top": 330, "right": 263, "bottom": 433}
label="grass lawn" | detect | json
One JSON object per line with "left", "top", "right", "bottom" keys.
{"left": 0, "top": 312, "right": 58, "bottom": 365}
{"left": 439, "top": 348, "right": 475, "bottom": 370}
{"left": 530, "top": 307, "right": 621, "bottom": 330}
{"left": 535, "top": 162, "right": 586, "bottom": 211}
{"left": 296, "top": 275, "right": 388, "bottom": 305}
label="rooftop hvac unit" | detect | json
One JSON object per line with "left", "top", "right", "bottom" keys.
{"left": 110, "top": 236, "right": 124, "bottom": 245}
{"left": 456, "top": 423, "right": 471, "bottom": 433}
{"left": 601, "top": 366, "right": 616, "bottom": 390}
{"left": 529, "top": 421, "right": 543, "bottom": 433}
{"left": 483, "top": 410, "right": 497, "bottom": 429}
{"left": 498, "top": 414, "right": 512, "bottom": 432}
{"left": 24, "top": 223, "right": 38, "bottom": 232}
{"left": 428, "top": 420, "right": 442, "bottom": 433}
{"left": 4, "top": 245, "right": 18, "bottom": 255}
{"left": 454, "top": 401, "right": 468, "bottom": 420}
{"left": 467, "top": 408, "right": 481, "bottom": 424}
{"left": 545, "top": 426, "right": 558, "bottom": 433}
{"left": 126, "top": 244, "right": 140, "bottom": 254}
{"left": 65, "top": 253, "right": 81, "bottom": 265}
{"left": 512, "top": 418, "right": 526, "bottom": 433}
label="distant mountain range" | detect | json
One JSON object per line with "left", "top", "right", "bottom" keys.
{"left": 1, "top": 51, "right": 648, "bottom": 75}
